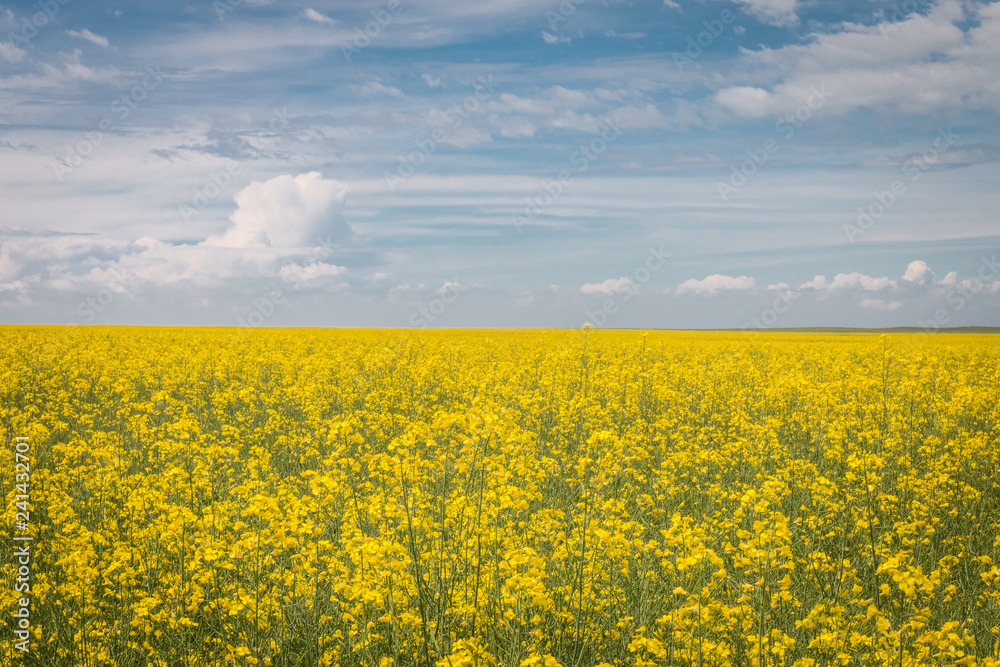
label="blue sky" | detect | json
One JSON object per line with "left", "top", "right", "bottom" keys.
{"left": 1, "top": 0, "right": 998, "bottom": 328}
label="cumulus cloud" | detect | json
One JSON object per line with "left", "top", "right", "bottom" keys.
{"left": 800, "top": 275, "right": 827, "bottom": 290}
{"left": 202, "top": 172, "right": 352, "bottom": 249}
{"left": 902, "top": 260, "right": 933, "bottom": 284}
{"left": 435, "top": 281, "right": 465, "bottom": 295}
{"left": 831, "top": 273, "right": 897, "bottom": 291}
{"left": 676, "top": 274, "right": 755, "bottom": 294}
{"left": 800, "top": 272, "right": 897, "bottom": 291}
{"left": 118, "top": 237, "right": 279, "bottom": 286}
{"left": 279, "top": 261, "right": 345, "bottom": 287}
{"left": 943, "top": 275, "right": 1000, "bottom": 296}
{"left": 581, "top": 277, "right": 634, "bottom": 295}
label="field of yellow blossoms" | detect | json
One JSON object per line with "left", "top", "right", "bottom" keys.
{"left": 2, "top": 326, "right": 999, "bottom": 666}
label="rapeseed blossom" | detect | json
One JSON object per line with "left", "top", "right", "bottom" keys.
{"left": 1, "top": 326, "right": 998, "bottom": 665}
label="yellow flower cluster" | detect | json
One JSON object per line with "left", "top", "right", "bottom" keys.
{"left": 1, "top": 326, "right": 999, "bottom": 666}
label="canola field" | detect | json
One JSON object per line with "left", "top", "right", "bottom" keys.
{"left": 1, "top": 326, "right": 999, "bottom": 667}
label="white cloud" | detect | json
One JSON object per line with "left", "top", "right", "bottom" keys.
{"left": 581, "top": 277, "right": 634, "bottom": 295}
{"left": 0, "top": 279, "right": 28, "bottom": 293}
{"left": 860, "top": 298, "right": 902, "bottom": 310}
{"left": 0, "top": 41, "right": 26, "bottom": 62}
{"left": 434, "top": 280, "right": 465, "bottom": 295}
{"left": 949, "top": 276, "right": 1000, "bottom": 296}
{"left": 549, "top": 86, "right": 591, "bottom": 108}
{"left": 421, "top": 73, "right": 444, "bottom": 88}
{"left": 489, "top": 115, "right": 536, "bottom": 138}
{"left": 12, "top": 49, "right": 121, "bottom": 86}
{"left": 548, "top": 110, "right": 607, "bottom": 133}
{"left": 734, "top": 0, "right": 799, "bottom": 27}
{"left": 767, "top": 282, "right": 790, "bottom": 290}
{"left": 715, "top": 0, "right": 1000, "bottom": 117}
{"left": 939, "top": 271, "right": 958, "bottom": 286}
{"left": 202, "top": 172, "right": 352, "bottom": 249}
{"left": 480, "top": 86, "right": 650, "bottom": 134}
{"left": 715, "top": 86, "right": 775, "bottom": 119}
{"left": 279, "top": 261, "right": 345, "bottom": 287}
{"left": 831, "top": 272, "right": 897, "bottom": 291}
{"left": 542, "top": 31, "right": 572, "bottom": 45}
{"left": 117, "top": 238, "right": 277, "bottom": 286}
{"left": 902, "top": 259, "right": 933, "bottom": 284}
{"left": 0, "top": 233, "right": 291, "bottom": 293}
{"left": 801, "top": 272, "right": 897, "bottom": 291}
{"left": 492, "top": 94, "right": 550, "bottom": 116}
{"left": 66, "top": 29, "right": 110, "bottom": 48}
{"left": 677, "top": 274, "right": 755, "bottom": 294}
{"left": 301, "top": 8, "right": 335, "bottom": 25}
{"left": 663, "top": 0, "right": 681, "bottom": 10}
{"left": 355, "top": 81, "right": 404, "bottom": 98}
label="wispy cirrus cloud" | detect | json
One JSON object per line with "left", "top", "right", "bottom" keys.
{"left": 301, "top": 8, "right": 335, "bottom": 25}
{"left": 66, "top": 29, "right": 110, "bottom": 48}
